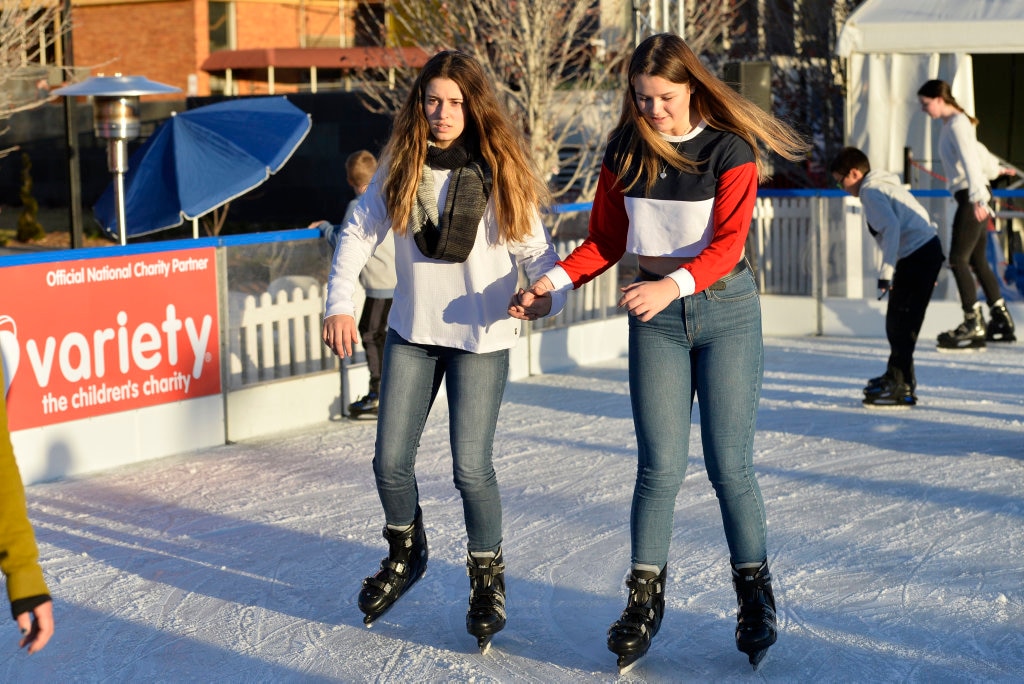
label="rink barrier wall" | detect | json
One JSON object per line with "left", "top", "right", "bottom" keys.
{"left": 4, "top": 188, "right": 1022, "bottom": 484}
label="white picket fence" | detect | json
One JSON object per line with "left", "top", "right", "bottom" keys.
{"left": 227, "top": 283, "right": 334, "bottom": 389}
{"left": 750, "top": 196, "right": 816, "bottom": 295}
{"left": 753, "top": 193, "right": 880, "bottom": 299}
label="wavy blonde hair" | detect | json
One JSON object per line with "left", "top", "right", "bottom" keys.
{"left": 611, "top": 33, "right": 809, "bottom": 193}
{"left": 381, "top": 50, "right": 549, "bottom": 243}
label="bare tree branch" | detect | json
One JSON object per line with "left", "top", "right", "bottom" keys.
{"left": 1, "top": 0, "right": 70, "bottom": 130}
{"left": 354, "top": 0, "right": 633, "bottom": 219}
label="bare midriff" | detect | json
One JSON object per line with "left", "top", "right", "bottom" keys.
{"left": 637, "top": 255, "right": 696, "bottom": 276}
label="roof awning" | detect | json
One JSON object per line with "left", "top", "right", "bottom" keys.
{"left": 836, "top": 0, "right": 1024, "bottom": 56}
{"left": 201, "top": 46, "right": 432, "bottom": 92}
{"left": 202, "top": 46, "right": 432, "bottom": 72}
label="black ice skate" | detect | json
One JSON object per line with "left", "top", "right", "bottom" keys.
{"left": 863, "top": 380, "right": 916, "bottom": 408}
{"left": 986, "top": 301, "right": 1017, "bottom": 342}
{"left": 348, "top": 392, "right": 379, "bottom": 419}
{"left": 863, "top": 370, "right": 916, "bottom": 408}
{"left": 863, "top": 373, "right": 888, "bottom": 395}
{"left": 466, "top": 548, "right": 506, "bottom": 654}
{"left": 607, "top": 566, "right": 666, "bottom": 674}
{"left": 863, "top": 370, "right": 914, "bottom": 397}
{"left": 937, "top": 308, "right": 987, "bottom": 351}
{"left": 358, "top": 507, "right": 428, "bottom": 625}
{"left": 733, "top": 561, "right": 777, "bottom": 670}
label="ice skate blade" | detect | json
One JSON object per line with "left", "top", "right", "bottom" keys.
{"left": 935, "top": 344, "right": 986, "bottom": 353}
{"left": 861, "top": 400, "right": 914, "bottom": 410}
{"left": 615, "top": 652, "right": 646, "bottom": 675}
{"left": 476, "top": 636, "right": 492, "bottom": 655}
{"left": 747, "top": 647, "right": 770, "bottom": 670}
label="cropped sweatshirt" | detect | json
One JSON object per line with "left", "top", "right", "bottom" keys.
{"left": 858, "top": 170, "right": 939, "bottom": 282}
{"left": 544, "top": 121, "right": 758, "bottom": 297}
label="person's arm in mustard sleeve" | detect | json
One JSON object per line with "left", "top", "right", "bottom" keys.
{"left": 1, "top": 364, "right": 54, "bottom": 653}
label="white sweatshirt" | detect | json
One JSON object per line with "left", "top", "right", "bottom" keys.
{"left": 324, "top": 165, "right": 566, "bottom": 353}
{"left": 939, "top": 112, "right": 991, "bottom": 205}
{"left": 858, "top": 170, "right": 939, "bottom": 281}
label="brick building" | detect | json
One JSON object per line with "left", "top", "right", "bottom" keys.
{"left": 60, "top": 0, "right": 412, "bottom": 97}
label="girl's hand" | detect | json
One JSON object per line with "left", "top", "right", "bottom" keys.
{"left": 618, "top": 278, "right": 679, "bottom": 322}
{"left": 974, "top": 201, "right": 991, "bottom": 223}
{"left": 508, "top": 276, "right": 554, "bottom": 320}
{"left": 322, "top": 314, "right": 358, "bottom": 357}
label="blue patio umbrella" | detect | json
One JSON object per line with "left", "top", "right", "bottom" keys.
{"left": 93, "top": 96, "right": 312, "bottom": 239}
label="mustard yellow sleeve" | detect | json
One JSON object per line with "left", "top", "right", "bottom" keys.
{"left": 0, "top": 364, "right": 51, "bottom": 609}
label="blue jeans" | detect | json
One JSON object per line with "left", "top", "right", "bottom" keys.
{"left": 627, "top": 267, "right": 767, "bottom": 569}
{"left": 373, "top": 330, "right": 509, "bottom": 553}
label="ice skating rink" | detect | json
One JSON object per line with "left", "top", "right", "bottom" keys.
{"left": 3, "top": 336, "right": 1022, "bottom": 682}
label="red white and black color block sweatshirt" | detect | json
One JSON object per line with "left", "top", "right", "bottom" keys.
{"left": 544, "top": 120, "right": 759, "bottom": 297}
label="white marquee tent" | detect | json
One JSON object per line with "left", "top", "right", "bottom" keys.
{"left": 837, "top": 0, "right": 1024, "bottom": 183}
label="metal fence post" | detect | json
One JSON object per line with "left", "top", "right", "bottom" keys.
{"left": 813, "top": 194, "right": 826, "bottom": 336}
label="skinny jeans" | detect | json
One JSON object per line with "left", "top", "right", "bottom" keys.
{"left": 373, "top": 329, "right": 508, "bottom": 553}
{"left": 950, "top": 190, "right": 1002, "bottom": 312}
{"left": 627, "top": 266, "right": 767, "bottom": 570}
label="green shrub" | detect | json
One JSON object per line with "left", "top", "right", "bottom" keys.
{"left": 16, "top": 152, "right": 45, "bottom": 242}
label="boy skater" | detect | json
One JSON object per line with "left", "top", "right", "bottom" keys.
{"left": 319, "top": 150, "right": 396, "bottom": 418}
{"left": 831, "top": 147, "right": 946, "bottom": 407}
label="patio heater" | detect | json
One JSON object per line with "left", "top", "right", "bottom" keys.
{"left": 53, "top": 74, "right": 181, "bottom": 245}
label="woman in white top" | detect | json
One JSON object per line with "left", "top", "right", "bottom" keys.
{"left": 321, "top": 50, "right": 564, "bottom": 651}
{"left": 918, "top": 79, "right": 1016, "bottom": 348}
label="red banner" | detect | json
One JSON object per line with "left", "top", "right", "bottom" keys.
{"left": 0, "top": 248, "right": 221, "bottom": 430}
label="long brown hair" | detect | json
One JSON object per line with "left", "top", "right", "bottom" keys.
{"left": 381, "top": 50, "right": 549, "bottom": 243}
{"left": 611, "top": 33, "right": 808, "bottom": 192}
{"left": 917, "top": 79, "right": 979, "bottom": 125}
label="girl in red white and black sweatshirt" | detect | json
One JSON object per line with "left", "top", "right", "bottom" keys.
{"left": 509, "top": 33, "right": 808, "bottom": 671}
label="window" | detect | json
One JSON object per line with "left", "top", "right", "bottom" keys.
{"left": 209, "top": 1, "right": 235, "bottom": 53}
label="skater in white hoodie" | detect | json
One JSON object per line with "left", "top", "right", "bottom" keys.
{"left": 831, "top": 146, "right": 945, "bottom": 406}
{"left": 917, "top": 79, "right": 1016, "bottom": 346}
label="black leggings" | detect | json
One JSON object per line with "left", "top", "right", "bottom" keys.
{"left": 887, "top": 236, "right": 945, "bottom": 386}
{"left": 949, "top": 190, "right": 1002, "bottom": 312}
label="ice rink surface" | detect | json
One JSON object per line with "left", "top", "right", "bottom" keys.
{"left": 3, "top": 336, "right": 1022, "bottom": 682}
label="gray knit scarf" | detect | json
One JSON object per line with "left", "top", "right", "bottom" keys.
{"left": 409, "top": 139, "right": 492, "bottom": 263}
